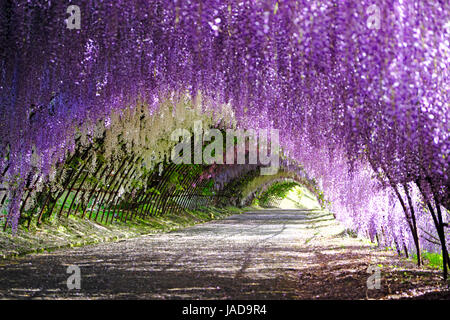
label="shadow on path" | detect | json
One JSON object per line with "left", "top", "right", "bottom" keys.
{"left": 0, "top": 209, "right": 448, "bottom": 299}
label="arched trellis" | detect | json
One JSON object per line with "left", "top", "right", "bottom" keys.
{"left": 214, "top": 167, "right": 323, "bottom": 209}
{"left": 0, "top": 142, "right": 277, "bottom": 230}
{"left": 0, "top": 115, "right": 311, "bottom": 231}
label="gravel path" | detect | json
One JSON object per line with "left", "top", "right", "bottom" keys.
{"left": 0, "top": 209, "right": 448, "bottom": 299}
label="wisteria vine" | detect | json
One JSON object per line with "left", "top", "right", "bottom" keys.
{"left": 0, "top": 1, "right": 449, "bottom": 276}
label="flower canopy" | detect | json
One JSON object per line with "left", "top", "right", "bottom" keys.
{"left": 0, "top": 1, "right": 449, "bottom": 263}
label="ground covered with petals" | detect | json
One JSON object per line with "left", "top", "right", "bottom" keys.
{"left": 0, "top": 207, "right": 448, "bottom": 300}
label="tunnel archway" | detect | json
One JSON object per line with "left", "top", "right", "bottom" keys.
{"left": 0, "top": 0, "right": 449, "bottom": 278}
{"left": 0, "top": 95, "right": 308, "bottom": 231}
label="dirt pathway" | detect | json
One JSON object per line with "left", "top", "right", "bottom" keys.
{"left": 0, "top": 209, "right": 448, "bottom": 299}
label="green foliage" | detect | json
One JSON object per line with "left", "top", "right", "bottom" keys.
{"left": 258, "top": 181, "right": 298, "bottom": 207}
{"left": 147, "top": 187, "right": 161, "bottom": 195}
{"left": 412, "top": 251, "right": 444, "bottom": 270}
{"left": 168, "top": 171, "right": 184, "bottom": 191}
{"left": 201, "top": 179, "right": 215, "bottom": 196}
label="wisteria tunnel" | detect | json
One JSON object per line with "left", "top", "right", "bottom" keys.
{"left": 0, "top": 0, "right": 449, "bottom": 300}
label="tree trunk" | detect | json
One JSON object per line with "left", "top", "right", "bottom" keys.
{"left": 403, "top": 183, "right": 421, "bottom": 266}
